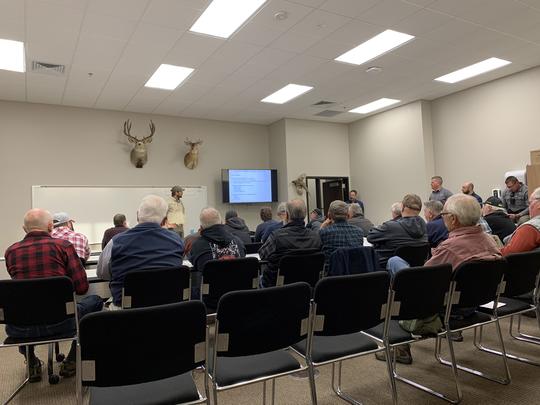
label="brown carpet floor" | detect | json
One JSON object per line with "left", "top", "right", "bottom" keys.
{"left": 1, "top": 316, "right": 540, "bottom": 404}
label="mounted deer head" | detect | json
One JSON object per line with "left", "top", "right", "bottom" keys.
{"left": 123, "top": 119, "right": 155, "bottom": 168}
{"left": 184, "top": 138, "right": 203, "bottom": 170}
{"left": 292, "top": 173, "right": 309, "bottom": 196}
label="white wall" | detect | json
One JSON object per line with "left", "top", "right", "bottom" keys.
{"left": 268, "top": 119, "right": 288, "bottom": 204}
{"left": 431, "top": 65, "right": 540, "bottom": 199}
{"left": 348, "top": 101, "right": 434, "bottom": 226}
{"left": 0, "top": 101, "right": 269, "bottom": 254}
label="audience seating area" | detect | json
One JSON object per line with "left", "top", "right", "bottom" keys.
{"left": 1, "top": 250, "right": 540, "bottom": 404}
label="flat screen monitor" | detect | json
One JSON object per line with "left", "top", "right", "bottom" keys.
{"left": 222, "top": 169, "right": 278, "bottom": 203}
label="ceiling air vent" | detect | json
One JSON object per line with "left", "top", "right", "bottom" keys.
{"left": 312, "top": 100, "right": 336, "bottom": 107}
{"left": 31, "top": 61, "right": 66, "bottom": 76}
{"left": 314, "top": 110, "right": 343, "bottom": 117}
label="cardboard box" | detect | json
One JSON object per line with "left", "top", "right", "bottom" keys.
{"left": 526, "top": 164, "right": 540, "bottom": 192}
{"left": 531, "top": 150, "right": 540, "bottom": 165}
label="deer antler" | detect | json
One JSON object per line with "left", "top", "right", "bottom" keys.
{"left": 123, "top": 120, "right": 138, "bottom": 143}
{"left": 141, "top": 120, "right": 155, "bottom": 144}
{"left": 185, "top": 138, "right": 203, "bottom": 146}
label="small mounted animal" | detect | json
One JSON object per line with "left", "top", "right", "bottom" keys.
{"left": 184, "top": 138, "right": 203, "bottom": 170}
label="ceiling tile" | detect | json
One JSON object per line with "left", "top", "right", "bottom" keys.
{"left": 94, "top": 72, "right": 144, "bottom": 109}
{"left": 72, "top": 35, "right": 127, "bottom": 70}
{"left": 141, "top": 0, "right": 202, "bottom": 30}
{"left": 124, "top": 86, "right": 171, "bottom": 113}
{"left": 289, "top": 9, "right": 352, "bottom": 38}
{"left": 26, "top": 72, "right": 66, "bottom": 104}
{"left": 356, "top": 0, "right": 420, "bottom": 26}
{"left": 166, "top": 32, "right": 224, "bottom": 68}
{"left": 86, "top": 0, "right": 151, "bottom": 21}
{"left": 62, "top": 65, "right": 111, "bottom": 107}
{"left": 392, "top": 8, "right": 453, "bottom": 36}
{"left": 0, "top": 0, "right": 25, "bottom": 40}
{"left": 319, "top": 0, "right": 379, "bottom": 18}
{"left": 80, "top": 13, "right": 137, "bottom": 41}
{"left": 0, "top": 72, "right": 25, "bottom": 101}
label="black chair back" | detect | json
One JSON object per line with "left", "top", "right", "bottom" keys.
{"left": 452, "top": 260, "right": 507, "bottom": 308}
{"left": 79, "top": 301, "right": 207, "bottom": 387}
{"left": 202, "top": 257, "right": 259, "bottom": 310}
{"left": 216, "top": 282, "right": 311, "bottom": 357}
{"left": 395, "top": 244, "right": 431, "bottom": 267}
{"left": 391, "top": 264, "right": 452, "bottom": 320}
{"left": 0, "top": 276, "right": 75, "bottom": 326}
{"left": 278, "top": 252, "right": 325, "bottom": 287}
{"left": 122, "top": 266, "right": 191, "bottom": 308}
{"left": 313, "top": 272, "right": 390, "bottom": 336}
{"left": 245, "top": 242, "right": 262, "bottom": 254}
{"left": 503, "top": 251, "right": 540, "bottom": 297}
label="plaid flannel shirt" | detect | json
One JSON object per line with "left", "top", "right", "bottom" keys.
{"left": 52, "top": 226, "right": 90, "bottom": 261}
{"left": 319, "top": 221, "right": 364, "bottom": 264}
{"left": 4, "top": 231, "right": 89, "bottom": 294}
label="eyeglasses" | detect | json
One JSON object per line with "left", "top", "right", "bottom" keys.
{"left": 440, "top": 211, "right": 453, "bottom": 216}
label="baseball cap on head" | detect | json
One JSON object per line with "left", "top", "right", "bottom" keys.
{"left": 171, "top": 186, "right": 184, "bottom": 193}
{"left": 484, "top": 196, "right": 504, "bottom": 208}
{"left": 53, "top": 212, "right": 73, "bottom": 227}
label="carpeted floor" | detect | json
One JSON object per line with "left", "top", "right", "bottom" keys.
{"left": 1, "top": 316, "right": 540, "bottom": 404}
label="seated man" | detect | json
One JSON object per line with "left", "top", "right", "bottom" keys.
{"left": 189, "top": 207, "right": 246, "bottom": 298}
{"left": 4, "top": 209, "right": 103, "bottom": 380}
{"left": 347, "top": 203, "right": 374, "bottom": 234}
{"left": 261, "top": 202, "right": 287, "bottom": 242}
{"left": 320, "top": 200, "right": 364, "bottom": 266}
{"left": 224, "top": 209, "right": 252, "bottom": 245}
{"left": 306, "top": 208, "right": 325, "bottom": 231}
{"left": 482, "top": 197, "right": 516, "bottom": 243}
{"left": 51, "top": 212, "right": 90, "bottom": 263}
{"left": 97, "top": 195, "right": 184, "bottom": 308}
{"left": 367, "top": 194, "right": 428, "bottom": 268}
{"left": 423, "top": 200, "right": 448, "bottom": 248}
{"left": 259, "top": 199, "right": 321, "bottom": 287}
{"left": 390, "top": 202, "right": 402, "bottom": 221}
{"left": 101, "top": 213, "right": 129, "bottom": 249}
{"left": 501, "top": 187, "right": 540, "bottom": 255}
{"left": 254, "top": 207, "right": 279, "bottom": 242}
{"left": 461, "top": 181, "right": 482, "bottom": 204}
{"left": 502, "top": 175, "right": 529, "bottom": 224}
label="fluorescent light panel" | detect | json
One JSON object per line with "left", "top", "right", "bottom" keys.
{"left": 0, "top": 38, "right": 25, "bottom": 72}
{"left": 261, "top": 84, "right": 313, "bottom": 104}
{"left": 435, "top": 57, "right": 511, "bottom": 83}
{"left": 335, "top": 29, "right": 414, "bottom": 66}
{"left": 350, "top": 98, "right": 400, "bottom": 114}
{"left": 145, "top": 64, "right": 194, "bottom": 90}
{"left": 190, "top": 0, "right": 267, "bottom": 39}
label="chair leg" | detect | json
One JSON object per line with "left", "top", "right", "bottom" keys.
{"left": 263, "top": 380, "right": 267, "bottom": 405}
{"left": 330, "top": 361, "right": 362, "bottom": 405}
{"left": 437, "top": 324, "right": 511, "bottom": 385}
{"left": 212, "top": 382, "right": 219, "bottom": 405}
{"left": 384, "top": 346, "right": 398, "bottom": 405}
{"left": 3, "top": 346, "right": 31, "bottom": 405}
{"left": 271, "top": 379, "right": 276, "bottom": 405}
{"left": 513, "top": 313, "right": 540, "bottom": 344}
{"left": 394, "top": 338, "right": 461, "bottom": 404}
{"left": 307, "top": 363, "right": 318, "bottom": 405}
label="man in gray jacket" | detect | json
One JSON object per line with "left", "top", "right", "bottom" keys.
{"left": 347, "top": 203, "right": 374, "bottom": 234}
{"left": 367, "top": 194, "right": 428, "bottom": 268}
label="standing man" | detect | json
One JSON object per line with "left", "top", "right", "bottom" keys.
{"left": 348, "top": 189, "right": 365, "bottom": 213}
{"left": 461, "top": 181, "right": 482, "bottom": 204}
{"left": 429, "top": 176, "right": 453, "bottom": 205}
{"left": 52, "top": 212, "right": 90, "bottom": 264}
{"left": 501, "top": 176, "right": 529, "bottom": 224}
{"left": 167, "top": 185, "right": 185, "bottom": 238}
{"left": 5, "top": 209, "right": 103, "bottom": 380}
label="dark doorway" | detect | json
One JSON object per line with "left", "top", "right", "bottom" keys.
{"left": 305, "top": 176, "right": 349, "bottom": 217}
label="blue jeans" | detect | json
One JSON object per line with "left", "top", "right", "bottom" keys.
{"left": 386, "top": 256, "right": 410, "bottom": 278}
{"left": 6, "top": 295, "right": 103, "bottom": 361}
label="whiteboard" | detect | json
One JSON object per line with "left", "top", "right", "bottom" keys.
{"left": 32, "top": 186, "right": 207, "bottom": 245}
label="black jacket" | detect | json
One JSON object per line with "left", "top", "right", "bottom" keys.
{"left": 367, "top": 216, "right": 428, "bottom": 267}
{"left": 259, "top": 220, "right": 321, "bottom": 287}
{"left": 224, "top": 217, "right": 252, "bottom": 245}
{"left": 484, "top": 211, "right": 516, "bottom": 242}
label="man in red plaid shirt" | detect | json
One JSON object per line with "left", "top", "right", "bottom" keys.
{"left": 51, "top": 212, "right": 90, "bottom": 263}
{"left": 4, "top": 209, "right": 102, "bottom": 381}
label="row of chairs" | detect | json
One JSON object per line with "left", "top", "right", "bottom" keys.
{"left": 1, "top": 250, "right": 539, "bottom": 404}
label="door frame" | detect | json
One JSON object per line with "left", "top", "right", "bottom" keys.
{"left": 305, "top": 176, "right": 350, "bottom": 215}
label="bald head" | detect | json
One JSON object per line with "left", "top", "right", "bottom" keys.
{"left": 461, "top": 182, "right": 474, "bottom": 195}
{"left": 200, "top": 207, "right": 222, "bottom": 229}
{"left": 23, "top": 209, "right": 53, "bottom": 234}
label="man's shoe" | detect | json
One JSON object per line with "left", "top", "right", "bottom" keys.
{"left": 375, "top": 345, "right": 413, "bottom": 365}
{"left": 59, "top": 360, "right": 76, "bottom": 378}
{"left": 28, "top": 358, "right": 42, "bottom": 383}
{"left": 443, "top": 331, "right": 464, "bottom": 342}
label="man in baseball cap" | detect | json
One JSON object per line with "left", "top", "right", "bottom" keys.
{"left": 51, "top": 212, "right": 90, "bottom": 263}
{"left": 482, "top": 196, "right": 516, "bottom": 242}
{"left": 167, "top": 186, "right": 186, "bottom": 237}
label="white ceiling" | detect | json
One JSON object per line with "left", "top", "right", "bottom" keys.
{"left": 1, "top": 0, "right": 540, "bottom": 124}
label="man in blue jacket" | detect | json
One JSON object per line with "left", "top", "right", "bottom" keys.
{"left": 97, "top": 195, "right": 184, "bottom": 308}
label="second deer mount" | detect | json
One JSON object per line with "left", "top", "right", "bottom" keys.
{"left": 184, "top": 138, "right": 203, "bottom": 170}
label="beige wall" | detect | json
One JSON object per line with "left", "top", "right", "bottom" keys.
{"left": 431, "top": 65, "right": 540, "bottom": 199}
{"left": 0, "top": 100, "right": 269, "bottom": 254}
{"left": 348, "top": 101, "right": 434, "bottom": 226}
{"left": 268, "top": 119, "right": 288, "bottom": 204}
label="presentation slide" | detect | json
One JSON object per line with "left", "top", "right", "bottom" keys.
{"left": 229, "top": 170, "right": 272, "bottom": 203}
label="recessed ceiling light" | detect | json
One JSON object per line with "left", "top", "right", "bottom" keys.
{"left": 144, "top": 64, "right": 194, "bottom": 90}
{"left": 434, "top": 57, "right": 511, "bottom": 84}
{"left": 261, "top": 84, "right": 314, "bottom": 104}
{"left": 190, "top": 0, "right": 267, "bottom": 39}
{"left": 0, "top": 38, "right": 25, "bottom": 72}
{"left": 349, "top": 98, "right": 400, "bottom": 114}
{"left": 335, "top": 29, "right": 414, "bottom": 66}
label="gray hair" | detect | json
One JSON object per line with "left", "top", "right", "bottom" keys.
{"left": 24, "top": 208, "right": 52, "bottom": 232}
{"left": 137, "top": 195, "right": 168, "bottom": 224}
{"left": 200, "top": 207, "right": 222, "bottom": 229}
{"left": 391, "top": 202, "right": 402, "bottom": 217}
{"left": 276, "top": 202, "right": 287, "bottom": 214}
{"left": 531, "top": 187, "right": 540, "bottom": 200}
{"left": 287, "top": 199, "right": 307, "bottom": 221}
{"left": 348, "top": 202, "right": 364, "bottom": 216}
{"left": 329, "top": 200, "right": 349, "bottom": 220}
{"left": 444, "top": 194, "right": 480, "bottom": 226}
{"left": 423, "top": 200, "right": 443, "bottom": 216}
